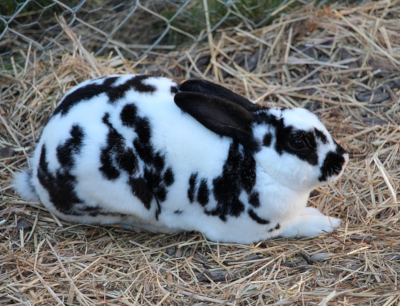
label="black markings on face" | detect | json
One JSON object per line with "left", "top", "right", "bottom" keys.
{"left": 187, "top": 173, "right": 198, "bottom": 203}
{"left": 248, "top": 208, "right": 270, "bottom": 225}
{"left": 53, "top": 75, "right": 158, "bottom": 117}
{"left": 197, "top": 179, "right": 209, "bottom": 206}
{"left": 319, "top": 147, "right": 346, "bottom": 182}
{"left": 206, "top": 142, "right": 256, "bottom": 222}
{"left": 314, "top": 128, "right": 328, "bottom": 144}
{"left": 174, "top": 209, "right": 183, "bottom": 215}
{"left": 255, "top": 111, "right": 325, "bottom": 165}
{"left": 56, "top": 125, "right": 84, "bottom": 169}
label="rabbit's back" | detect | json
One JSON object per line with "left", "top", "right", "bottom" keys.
{"left": 23, "top": 75, "right": 232, "bottom": 229}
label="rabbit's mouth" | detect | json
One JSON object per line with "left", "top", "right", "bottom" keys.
{"left": 319, "top": 148, "right": 349, "bottom": 183}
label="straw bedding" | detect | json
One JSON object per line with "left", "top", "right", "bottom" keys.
{"left": 1, "top": 1, "right": 399, "bottom": 305}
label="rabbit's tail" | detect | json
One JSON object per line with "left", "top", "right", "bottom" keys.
{"left": 13, "top": 169, "right": 39, "bottom": 200}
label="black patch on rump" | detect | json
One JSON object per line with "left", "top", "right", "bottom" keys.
{"left": 248, "top": 208, "right": 270, "bottom": 225}
{"left": 319, "top": 149, "right": 345, "bottom": 182}
{"left": 206, "top": 142, "right": 256, "bottom": 222}
{"left": 39, "top": 127, "right": 126, "bottom": 217}
{"left": 38, "top": 145, "right": 82, "bottom": 215}
{"left": 56, "top": 125, "right": 85, "bottom": 169}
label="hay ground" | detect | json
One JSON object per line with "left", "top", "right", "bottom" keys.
{"left": 1, "top": 1, "right": 400, "bottom": 305}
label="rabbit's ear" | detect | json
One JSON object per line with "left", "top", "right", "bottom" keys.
{"left": 179, "top": 79, "right": 259, "bottom": 112}
{"left": 174, "top": 92, "right": 258, "bottom": 150}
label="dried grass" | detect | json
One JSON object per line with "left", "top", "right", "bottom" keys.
{"left": 1, "top": 1, "right": 400, "bottom": 305}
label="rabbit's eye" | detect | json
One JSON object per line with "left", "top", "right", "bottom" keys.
{"left": 288, "top": 138, "right": 307, "bottom": 150}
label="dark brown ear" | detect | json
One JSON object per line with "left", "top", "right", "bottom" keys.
{"left": 174, "top": 92, "right": 259, "bottom": 150}
{"left": 179, "top": 79, "right": 259, "bottom": 112}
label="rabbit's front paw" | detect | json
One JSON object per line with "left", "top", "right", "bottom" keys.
{"left": 280, "top": 207, "right": 341, "bottom": 238}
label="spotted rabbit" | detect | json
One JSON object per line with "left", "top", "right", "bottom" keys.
{"left": 14, "top": 75, "right": 348, "bottom": 243}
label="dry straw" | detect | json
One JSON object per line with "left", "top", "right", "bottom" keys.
{"left": 1, "top": 1, "right": 400, "bottom": 305}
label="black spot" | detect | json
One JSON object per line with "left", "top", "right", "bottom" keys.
{"left": 319, "top": 151, "right": 345, "bottom": 182}
{"left": 120, "top": 102, "right": 174, "bottom": 207}
{"left": 174, "top": 209, "right": 183, "bottom": 215}
{"left": 155, "top": 200, "right": 161, "bottom": 220}
{"left": 120, "top": 103, "right": 138, "bottom": 127}
{"left": 106, "top": 75, "right": 155, "bottom": 103}
{"left": 269, "top": 223, "right": 281, "bottom": 232}
{"left": 248, "top": 192, "right": 260, "bottom": 208}
{"left": 144, "top": 168, "right": 165, "bottom": 202}
{"left": 314, "top": 128, "right": 328, "bottom": 144}
{"left": 53, "top": 75, "right": 157, "bottom": 117}
{"left": 188, "top": 173, "right": 198, "bottom": 203}
{"left": 263, "top": 133, "right": 272, "bottom": 147}
{"left": 56, "top": 125, "right": 85, "bottom": 169}
{"left": 118, "top": 148, "right": 137, "bottom": 175}
{"left": 38, "top": 144, "right": 128, "bottom": 218}
{"left": 100, "top": 113, "right": 139, "bottom": 179}
{"left": 155, "top": 186, "right": 167, "bottom": 202}
{"left": 197, "top": 179, "right": 209, "bottom": 206}
{"left": 126, "top": 75, "right": 156, "bottom": 93}
{"left": 53, "top": 77, "right": 119, "bottom": 116}
{"left": 171, "top": 85, "right": 178, "bottom": 94}
{"left": 132, "top": 118, "right": 154, "bottom": 166}
{"left": 240, "top": 152, "right": 256, "bottom": 193}
{"left": 153, "top": 152, "right": 165, "bottom": 173}
{"left": 128, "top": 177, "right": 153, "bottom": 210}
{"left": 208, "top": 142, "right": 256, "bottom": 221}
{"left": 248, "top": 208, "right": 270, "bottom": 225}
{"left": 163, "top": 168, "right": 174, "bottom": 186}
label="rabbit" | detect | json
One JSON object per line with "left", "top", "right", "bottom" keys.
{"left": 13, "top": 74, "right": 349, "bottom": 244}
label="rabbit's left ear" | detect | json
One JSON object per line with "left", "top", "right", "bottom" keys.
{"left": 179, "top": 79, "right": 259, "bottom": 111}
{"left": 174, "top": 92, "right": 258, "bottom": 150}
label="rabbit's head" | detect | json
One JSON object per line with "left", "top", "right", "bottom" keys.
{"left": 251, "top": 107, "right": 348, "bottom": 191}
{"left": 176, "top": 80, "right": 348, "bottom": 192}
